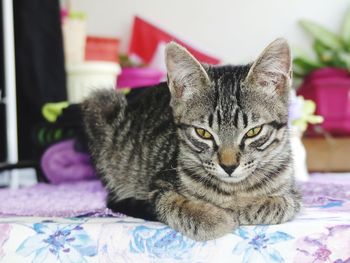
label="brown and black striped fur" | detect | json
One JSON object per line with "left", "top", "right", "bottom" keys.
{"left": 82, "top": 39, "right": 301, "bottom": 241}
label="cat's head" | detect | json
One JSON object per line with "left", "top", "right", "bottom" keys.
{"left": 165, "top": 39, "right": 292, "bottom": 183}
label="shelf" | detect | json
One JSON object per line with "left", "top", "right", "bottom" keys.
{"left": 303, "top": 136, "right": 350, "bottom": 172}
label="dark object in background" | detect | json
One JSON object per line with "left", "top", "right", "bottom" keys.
{"left": 32, "top": 104, "right": 88, "bottom": 154}
{"left": 13, "top": 0, "right": 67, "bottom": 161}
{"left": 0, "top": 2, "right": 6, "bottom": 162}
{"left": 0, "top": 102, "right": 5, "bottom": 163}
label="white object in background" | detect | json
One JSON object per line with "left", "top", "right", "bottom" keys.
{"left": 17, "top": 168, "right": 37, "bottom": 187}
{"left": 66, "top": 62, "right": 121, "bottom": 103}
{"left": 290, "top": 126, "right": 309, "bottom": 181}
{"left": 149, "top": 41, "right": 167, "bottom": 73}
{"left": 62, "top": 17, "right": 87, "bottom": 64}
{"left": 2, "top": 0, "right": 19, "bottom": 188}
{"left": 0, "top": 171, "right": 10, "bottom": 187}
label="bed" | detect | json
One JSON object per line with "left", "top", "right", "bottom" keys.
{"left": 0, "top": 174, "right": 349, "bottom": 263}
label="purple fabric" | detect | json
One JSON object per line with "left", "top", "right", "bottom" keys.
{"left": 0, "top": 181, "right": 123, "bottom": 217}
{"left": 0, "top": 173, "right": 348, "bottom": 218}
{"left": 299, "top": 174, "right": 350, "bottom": 211}
{"left": 41, "top": 139, "right": 97, "bottom": 184}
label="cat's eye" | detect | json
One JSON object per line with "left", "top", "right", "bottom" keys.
{"left": 195, "top": 128, "right": 213, "bottom": 140}
{"left": 245, "top": 126, "right": 262, "bottom": 138}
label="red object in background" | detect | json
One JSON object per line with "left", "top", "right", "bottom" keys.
{"left": 85, "top": 36, "right": 120, "bottom": 62}
{"left": 129, "top": 16, "right": 220, "bottom": 65}
{"left": 298, "top": 67, "right": 350, "bottom": 135}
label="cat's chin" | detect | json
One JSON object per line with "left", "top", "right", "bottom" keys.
{"left": 215, "top": 173, "right": 249, "bottom": 184}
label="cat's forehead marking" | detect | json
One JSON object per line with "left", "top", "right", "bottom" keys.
{"left": 203, "top": 64, "right": 257, "bottom": 133}
{"left": 208, "top": 113, "right": 214, "bottom": 128}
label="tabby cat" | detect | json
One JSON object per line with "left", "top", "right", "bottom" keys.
{"left": 82, "top": 38, "right": 301, "bottom": 241}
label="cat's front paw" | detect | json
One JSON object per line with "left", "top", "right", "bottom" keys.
{"left": 185, "top": 206, "right": 238, "bottom": 241}
{"left": 156, "top": 191, "right": 238, "bottom": 241}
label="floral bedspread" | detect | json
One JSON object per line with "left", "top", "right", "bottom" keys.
{"left": 0, "top": 174, "right": 350, "bottom": 263}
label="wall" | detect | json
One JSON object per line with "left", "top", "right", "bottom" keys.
{"left": 71, "top": 0, "right": 350, "bottom": 63}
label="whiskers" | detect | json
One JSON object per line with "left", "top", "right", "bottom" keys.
{"left": 179, "top": 157, "right": 216, "bottom": 183}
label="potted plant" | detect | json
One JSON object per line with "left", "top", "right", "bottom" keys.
{"left": 294, "top": 8, "right": 350, "bottom": 135}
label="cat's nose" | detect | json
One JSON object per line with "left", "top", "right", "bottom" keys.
{"left": 220, "top": 164, "right": 237, "bottom": 175}
{"left": 218, "top": 147, "right": 239, "bottom": 175}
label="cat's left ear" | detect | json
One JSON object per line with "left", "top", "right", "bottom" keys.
{"left": 244, "top": 38, "right": 292, "bottom": 96}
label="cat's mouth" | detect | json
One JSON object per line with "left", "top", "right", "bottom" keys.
{"left": 201, "top": 159, "right": 258, "bottom": 183}
{"left": 216, "top": 173, "right": 249, "bottom": 183}
{"left": 203, "top": 168, "right": 249, "bottom": 183}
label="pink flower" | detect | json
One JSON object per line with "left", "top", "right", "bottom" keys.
{"left": 294, "top": 225, "right": 350, "bottom": 263}
{"left": 313, "top": 246, "right": 331, "bottom": 261}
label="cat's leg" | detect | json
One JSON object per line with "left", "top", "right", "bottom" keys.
{"left": 81, "top": 89, "right": 127, "bottom": 142}
{"left": 107, "top": 196, "right": 158, "bottom": 221}
{"left": 234, "top": 193, "right": 301, "bottom": 225}
{"left": 152, "top": 190, "right": 238, "bottom": 241}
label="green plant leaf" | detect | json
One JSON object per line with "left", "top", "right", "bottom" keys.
{"left": 293, "top": 56, "right": 322, "bottom": 77}
{"left": 341, "top": 7, "right": 350, "bottom": 48}
{"left": 337, "top": 52, "right": 350, "bottom": 70}
{"left": 292, "top": 47, "right": 323, "bottom": 68}
{"left": 314, "top": 42, "right": 339, "bottom": 65}
{"left": 293, "top": 66, "right": 308, "bottom": 79}
{"left": 313, "top": 40, "right": 331, "bottom": 63}
{"left": 299, "top": 20, "right": 343, "bottom": 50}
{"left": 292, "top": 46, "right": 321, "bottom": 62}
{"left": 313, "top": 40, "right": 339, "bottom": 65}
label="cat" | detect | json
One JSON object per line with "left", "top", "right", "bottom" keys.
{"left": 82, "top": 38, "right": 301, "bottom": 241}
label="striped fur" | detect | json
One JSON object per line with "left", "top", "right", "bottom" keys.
{"left": 82, "top": 39, "right": 301, "bottom": 241}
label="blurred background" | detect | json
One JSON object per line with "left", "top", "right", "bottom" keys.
{"left": 1, "top": 0, "right": 350, "bottom": 187}
{"left": 71, "top": 0, "right": 349, "bottom": 62}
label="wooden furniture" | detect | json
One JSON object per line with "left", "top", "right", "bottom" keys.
{"left": 303, "top": 136, "right": 350, "bottom": 172}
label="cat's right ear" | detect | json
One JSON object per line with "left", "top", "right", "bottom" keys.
{"left": 165, "top": 42, "right": 211, "bottom": 103}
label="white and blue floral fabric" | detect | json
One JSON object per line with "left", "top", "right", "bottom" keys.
{"left": 1, "top": 175, "right": 350, "bottom": 262}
